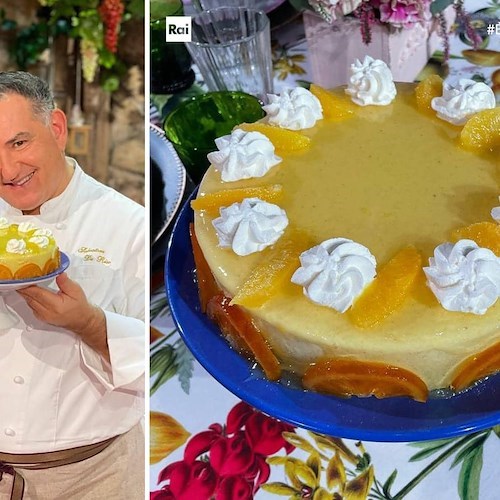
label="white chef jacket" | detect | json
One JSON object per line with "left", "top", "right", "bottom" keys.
{"left": 0, "top": 158, "right": 145, "bottom": 453}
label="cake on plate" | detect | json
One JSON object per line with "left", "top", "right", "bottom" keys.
{"left": 0, "top": 218, "right": 60, "bottom": 280}
{"left": 191, "top": 56, "right": 500, "bottom": 402}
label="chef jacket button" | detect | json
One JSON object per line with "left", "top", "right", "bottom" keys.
{"left": 55, "top": 223, "right": 64, "bottom": 230}
{"left": 26, "top": 325, "right": 33, "bottom": 332}
{"left": 14, "top": 376, "right": 24, "bottom": 384}
{"left": 4, "top": 428, "right": 15, "bottom": 437}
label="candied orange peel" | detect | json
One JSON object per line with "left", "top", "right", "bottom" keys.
{"left": 451, "top": 341, "right": 500, "bottom": 392}
{"left": 302, "top": 358, "right": 429, "bottom": 402}
{"left": 349, "top": 246, "right": 422, "bottom": 328}
{"left": 207, "top": 294, "right": 281, "bottom": 380}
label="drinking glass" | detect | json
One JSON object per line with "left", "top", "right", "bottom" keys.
{"left": 164, "top": 91, "right": 265, "bottom": 184}
{"left": 185, "top": 7, "right": 273, "bottom": 103}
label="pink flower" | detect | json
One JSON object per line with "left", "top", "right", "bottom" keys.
{"left": 378, "top": 0, "right": 431, "bottom": 28}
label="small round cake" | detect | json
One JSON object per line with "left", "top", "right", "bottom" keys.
{"left": 192, "top": 58, "right": 500, "bottom": 401}
{"left": 0, "top": 218, "right": 60, "bottom": 280}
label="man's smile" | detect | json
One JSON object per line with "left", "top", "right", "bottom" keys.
{"left": 4, "top": 171, "right": 35, "bottom": 187}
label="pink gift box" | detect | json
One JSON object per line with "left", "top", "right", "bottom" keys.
{"left": 303, "top": 8, "right": 456, "bottom": 87}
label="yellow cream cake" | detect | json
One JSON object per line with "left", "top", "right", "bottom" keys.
{"left": 0, "top": 218, "right": 60, "bottom": 280}
{"left": 191, "top": 57, "right": 500, "bottom": 401}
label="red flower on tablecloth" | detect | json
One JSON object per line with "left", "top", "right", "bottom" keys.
{"left": 152, "top": 460, "right": 218, "bottom": 500}
{"left": 151, "top": 402, "right": 296, "bottom": 499}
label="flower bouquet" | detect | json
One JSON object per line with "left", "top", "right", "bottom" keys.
{"left": 290, "top": 0, "right": 462, "bottom": 87}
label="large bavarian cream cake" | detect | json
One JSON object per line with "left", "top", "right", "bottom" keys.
{"left": 191, "top": 56, "right": 500, "bottom": 401}
{"left": 0, "top": 218, "right": 60, "bottom": 280}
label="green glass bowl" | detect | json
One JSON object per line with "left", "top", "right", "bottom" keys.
{"left": 163, "top": 91, "right": 265, "bottom": 184}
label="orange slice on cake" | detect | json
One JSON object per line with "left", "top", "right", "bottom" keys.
{"left": 460, "top": 107, "right": 500, "bottom": 152}
{"left": 451, "top": 221, "right": 500, "bottom": 256}
{"left": 231, "top": 229, "right": 312, "bottom": 308}
{"left": 310, "top": 84, "right": 356, "bottom": 120}
{"left": 14, "top": 264, "right": 42, "bottom": 280}
{"left": 415, "top": 75, "right": 443, "bottom": 113}
{"left": 238, "top": 123, "right": 310, "bottom": 153}
{"left": 191, "top": 184, "right": 283, "bottom": 216}
{"left": 0, "top": 265, "right": 13, "bottom": 280}
{"left": 349, "top": 246, "right": 422, "bottom": 328}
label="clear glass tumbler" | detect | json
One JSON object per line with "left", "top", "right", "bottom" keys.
{"left": 185, "top": 7, "right": 274, "bottom": 103}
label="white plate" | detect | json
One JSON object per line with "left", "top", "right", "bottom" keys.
{"left": 150, "top": 124, "right": 187, "bottom": 244}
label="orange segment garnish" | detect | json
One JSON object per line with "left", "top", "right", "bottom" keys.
{"left": 415, "top": 75, "right": 443, "bottom": 113}
{"left": 191, "top": 184, "right": 283, "bottom": 216}
{"left": 0, "top": 265, "right": 13, "bottom": 280}
{"left": 207, "top": 294, "right": 281, "bottom": 380}
{"left": 451, "top": 341, "right": 500, "bottom": 392}
{"left": 231, "top": 229, "right": 312, "bottom": 308}
{"left": 310, "top": 84, "right": 355, "bottom": 120}
{"left": 349, "top": 246, "right": 422, "bottom": 328}
{"left": 451, "top": 221, "right": 500, "bottom": 256}
{"left": 238, "top": 123, "right": 310, "bottom": 153}
{"left": 302, "top": 358, "right": 429, "bottom": 402}
{"left": 460, "top": 107, "right": 500, "bottom": 152}
{"left": 14, "top": 263, "right": 42, "bottom": 280}
{"left": 190, "top": 223, "right": 221, "bottom": 313}
{"left": 43, "top": 256, "right": 60, "bottom": 275}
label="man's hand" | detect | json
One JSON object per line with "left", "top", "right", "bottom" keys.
{"left": 17, "top": 273, "right": 110, "bottom": 363}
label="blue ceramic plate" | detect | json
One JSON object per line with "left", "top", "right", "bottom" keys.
{"left": 0, "top": 252, "right": 70, "bottom": 291}
{"left": 166, "top": 199, "right": 500, "bottom": 442}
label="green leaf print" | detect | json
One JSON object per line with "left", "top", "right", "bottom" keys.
{"left": 457, "top": 445, "right": 484, "bottom": 500}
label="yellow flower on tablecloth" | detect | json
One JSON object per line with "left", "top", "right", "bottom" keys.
{"left": 262, "top": 432, "right": 374, "bottom": 499}
{"left": 150, "top": 411, "right": 190, "bottom": 464}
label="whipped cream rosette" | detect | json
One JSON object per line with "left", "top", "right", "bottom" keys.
{"left": 431, "top": 79, "right": 496, "bottom": 125}
{"left": 6, "top": 239, "right": 27, "bottom": 254}
{"left": 212, "top": 198, "right": 289, "bottom": 256}
{"left": 291, "top": 238, "right": 377, "bottom": 313}
{"left": 18, "top": 221, "right": 37, "bottom": 234}
{"left": 424, "top": 240, "right": 500, "bottom": 315}
{"left": 263, "top": 87, "right": 323, "bottom": 130}
{"left": 207, "top": 129, "right": 281, "bottom": 182}
{"left": 345, "top": 56, "right": 396, "bottom": 106}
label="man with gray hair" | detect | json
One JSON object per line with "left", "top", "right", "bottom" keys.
{"left": 0, "top": 71, "right": 145, "bottom": 499}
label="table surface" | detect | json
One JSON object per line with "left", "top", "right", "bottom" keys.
{"left": 150, "top": 2, "right": 500, "bottom": 498}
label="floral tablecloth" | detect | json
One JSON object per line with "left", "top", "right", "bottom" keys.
{"left": 150, "top": 2, "right": 500, "bottom": 498}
